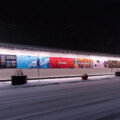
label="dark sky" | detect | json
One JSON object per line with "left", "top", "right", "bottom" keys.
{"left": 0, "top": 0, "right": 120, "bottom": 54}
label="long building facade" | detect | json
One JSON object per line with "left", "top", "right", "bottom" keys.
{"left": 0, "top": 43, "right": 120, "bottom": 81}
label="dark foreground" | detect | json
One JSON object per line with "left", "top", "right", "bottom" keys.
{"left": 0, "top": 76, "right": 120, "bottom": 120}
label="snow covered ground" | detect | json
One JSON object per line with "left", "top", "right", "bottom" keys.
{"left": 0, "top": 75, "right": 115, "bottom": 90}
{"left": 0, "top": 75, "right": 120, "bottom": 120}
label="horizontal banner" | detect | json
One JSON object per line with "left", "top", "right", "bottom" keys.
{"left": 17, "top": 56, "right": 49, "bottom": 69}
{"left": 50, "top": 57, "right": 74, "bottom": 68}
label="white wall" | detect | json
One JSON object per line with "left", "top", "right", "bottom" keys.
{"left": 0, "top": 68, "right": 118, "bottom": 81}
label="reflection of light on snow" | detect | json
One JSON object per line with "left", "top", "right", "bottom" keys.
{"left": 0, "top": 48, "right": 39, "bottom": 56}
{"left": 90, "top": 56, "right": 108, "bottom": 60}
{"left": 90, "top": 55, "right": 120, "bottom": 61}
{"left": 39, "top": 52, "right": 50, "bottom": 57}
{"left": 0, "top": 46, "right": 120, "bottom": 61}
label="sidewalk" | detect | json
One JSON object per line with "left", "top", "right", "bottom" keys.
{"left": 0, "top": 75, "right": 115, "bottom": 90}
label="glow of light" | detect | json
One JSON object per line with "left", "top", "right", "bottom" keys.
{"left": 0, "top": 47, "right": 120, "bottom": 61}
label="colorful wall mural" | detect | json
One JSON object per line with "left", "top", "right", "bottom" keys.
{"left": 74, "top": 58, "right": 93, "bottom": 68}
{"left": 17, "top": 55, "right": 39, "bottom": 69}
{"left": 39, "top": 57, "right": 49, "bottom": 68}
{"left": 108, "top": 60, "right": 120, "bottom": 68}
{"left": 0, "top": 54, "right": 119, "bottom": 69}
{"left": 0, "top": 54, "right": 16, "bottom": 68}
{"left": 93, "top": 60, "right": 108, "bottom": 68}
{"left": 49, "top": 57, "right": 74, "bottom": 68}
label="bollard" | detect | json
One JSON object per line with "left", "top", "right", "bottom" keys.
{"left": 82, "top": 73, "right": 88, "bottom": 80}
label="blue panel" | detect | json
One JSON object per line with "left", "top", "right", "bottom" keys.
{"left": 39, "top": 57, "right": 49, "bottom": 68}
{"left": 17, "top": 55, "right": 39, "bottom": 69}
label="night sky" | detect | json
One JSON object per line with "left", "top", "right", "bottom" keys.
{"left": 0, "top": 1, "right": 119, "bottom": 54}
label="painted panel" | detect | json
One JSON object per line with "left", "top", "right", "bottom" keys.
{"left": 74, "top": 58, "right": 93, "bottom": 68}
{"left": 0, "top": 54, "right": 16, "bottom": 68}
{"left": 93, "top": 60, "right": 108, "bottom": 68}
{"left": 17, "top": 55, "right": 39, "bottom": 69}
{"left": 50, "top": 57, "right": 74, "bottom": 68}
{"left": 39, "top": 57, "right": 49, "bottom": 68}
{"left": 108, "top": 60, "right": 120, "bottom": 68}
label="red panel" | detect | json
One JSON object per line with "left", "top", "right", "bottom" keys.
{"left": 50, "top": 57, "right": 74, "bottom": 68}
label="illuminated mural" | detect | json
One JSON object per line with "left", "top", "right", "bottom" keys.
{"left": 0, "top": 54, "right": 118, "bottom": 69}
{"left": 74, "top": 58, "right": 93, "bottom": 68}
{"left": 39, "top": 57, "right": 49, "bottom": 68}
{"left": 0, "top": 54, "right": 16, "bottom": 68}
{"left": 50, "top": 57, "right": 74, "bottom": 68}
{"left": 17, "top": 55, "right": 39, "bottom": 69}
{"left": 108, "top": 60, "right": 120, "bottom": 68}
{"left": 93, "top": 60, "right": 108, "bottom": 68}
